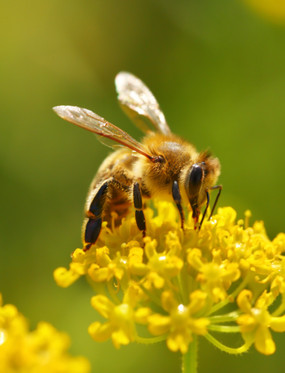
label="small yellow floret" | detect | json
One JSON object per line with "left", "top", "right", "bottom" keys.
{"left": 237, "top": 289, "right": 285, "bottom": 355}
{"left": 148, "top": 290, "right": 209, "bottom": 353}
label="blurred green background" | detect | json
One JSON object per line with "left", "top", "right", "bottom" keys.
{"left": 1, "top": 0, "right": 285, "bottom": 372}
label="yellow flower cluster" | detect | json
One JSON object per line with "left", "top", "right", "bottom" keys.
{"left": 54, "top": 201, "right": 285, "bottom": 355}
{"left": 0, "top": 294, "right": 90, "bottom": 373}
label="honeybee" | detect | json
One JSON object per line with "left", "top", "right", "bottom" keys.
{"left": 53, "top": 72, "right": 222, "bottom": 251}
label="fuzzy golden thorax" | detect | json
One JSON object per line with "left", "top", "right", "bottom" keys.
{"left": 137, "top": 134, "right": 220, "bottom": 215}
{"left": 137, "top": 133, "right": 197, "bottom": 198}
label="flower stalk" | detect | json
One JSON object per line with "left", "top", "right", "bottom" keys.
{"left": 182, "top": 335, "right": 198, "bottom": 373}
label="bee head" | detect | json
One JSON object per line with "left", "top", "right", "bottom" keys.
{"left": 185, "top": 162, "right": 206, "bottom": 220}
{"left": 184, "top": 155, "right": 220, "bottom": 222}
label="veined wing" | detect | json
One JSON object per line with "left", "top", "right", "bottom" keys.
{"left": 53, "top": 105, "right": 154, "bottom": 160}
{"left": 115, "top": 72, "right": 171, "bottom": 135}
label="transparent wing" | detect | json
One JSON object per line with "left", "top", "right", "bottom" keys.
{"left": 53, "top": 105, "right": 154, "bottom": 160}
{"left": 115, "top": 72, "right": 171, "bottom": 135}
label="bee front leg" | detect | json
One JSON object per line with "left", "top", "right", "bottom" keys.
{"left": 199, "top": 190, "right": 210, "bottom": 230}
{"left": 209, "top": 184, "right": 223, "bottom": 218}
{"left": 199, "top": 184, "right": 223, "bottom": 230}
{"left": 84, "top": 180, "right": 109, "bottom": 251}
{"left": 133, "top": 182, "right": 146, "bottom": 239}
{"left": 172, "top": 180, "right": 184, "bottom": 230}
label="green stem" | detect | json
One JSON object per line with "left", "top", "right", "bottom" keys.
{"left": 182, "top": 335, "right": 198, "bottom": 373}
{"left": 205, "top": 333, "right": 251, "bottom": 354}
{"left": 208, "top": 275, "right": 250, "bottom": 315}
{"left": 135, "top": 335, "right": 166, "bottom": 344}
{"left": 207, "top": 325, "right": 240, "bottom": 333}
{"left": 209, "top": 311, "right": 240, "bottom": 324}
{"left": 107, "top": 280, "right": 121, "bottom": 304}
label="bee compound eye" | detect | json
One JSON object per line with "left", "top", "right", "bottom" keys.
{"left": 153, "top": 155, "right": 165, "bottom": 163}
{"left": 189, "top": 164, "right": 203, "bottom": 186}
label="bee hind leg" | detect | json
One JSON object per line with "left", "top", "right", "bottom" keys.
{"left": 172, "top": 180, "right": 185, "bottom": 230}
{"left": 133, "top": 182, "right": 146, "bottom": 239}
{"left": 83, "top": 180, "right": 109, "bottom": 251}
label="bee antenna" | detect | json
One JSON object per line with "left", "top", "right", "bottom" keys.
{"left": 198, "top": 150, "right": 211, "bottom": 161}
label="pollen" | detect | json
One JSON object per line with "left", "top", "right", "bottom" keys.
{"left": 54, "top": 201, "right": 285, "bottom": 356}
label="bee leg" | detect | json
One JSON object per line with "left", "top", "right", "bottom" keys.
{"left": 208, "top": 185, "right": 223, "bottom": 219}
{"left": 199, "top": 191, "right": 210, "bottom": 230}
{"left": 199, "top": 184, "right": 223, "bottom": 230}
{"left": 133, "top": 182, "right": 146, "bottom": 238}
{"left": 172, "top": 180, "right": 184, "bottom": 230}
{"left": 84, "top": 181, "right": 109, "bottom": 251}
